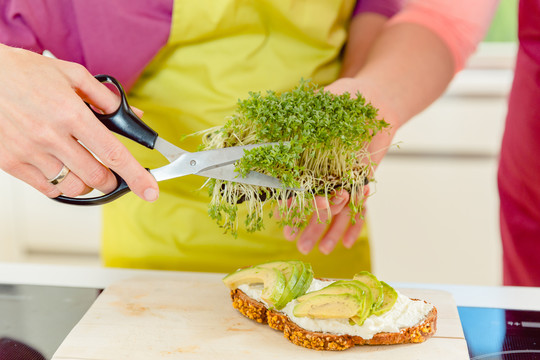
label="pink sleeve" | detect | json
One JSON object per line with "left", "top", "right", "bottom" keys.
{"left": 0, "top": 0, "right": 172, "bottom": 90}
{"left": 389, "top": 0, "right": 499, "bottom": 72}
{"left": 0, "top": 0, "right": 80, "bottom": 59}
{"left": 353, "top": 0, "right": 406, "bottom": 18}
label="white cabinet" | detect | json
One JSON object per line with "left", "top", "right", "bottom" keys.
{"left": 369, "top": 66, "right": 512, "bottom": 286}
{"left": 0, "top": 175, "right": 101, "bottom": 262}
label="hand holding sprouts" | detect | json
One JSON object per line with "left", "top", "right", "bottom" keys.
{"left": 201, "top": 80, "right": 388, "bottom": 236}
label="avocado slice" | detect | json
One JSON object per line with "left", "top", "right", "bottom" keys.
{"left": 293, "top": 293, "right": 364, "bottom": 319}
{"left": 353, "top": 271, "right": 384, "bottom": 310}
{"left": 295, "top": 262, "right": 314, "bottom": 298}
{"left": 257, "top": 261, "right": 299, "bottom": 309}
{"left": 346, "top": 281, "right": 374, "bottom": 325}
{"left": 295, "top": 279, "right": 375, "bottom": 325}
{"left": 282, "top": 261, "right": 313, "bottom": 301}
{"left": 350, "top": 291, "right": 372, "bottom": 326}
{"left": 223, "top": 266, "right": 286, "bottom": 306}
{"left": 296, "top": 280, "right": 365, "bottom": 303}
{"left": 371, "top": 281, "right": 398, "bottom": 316}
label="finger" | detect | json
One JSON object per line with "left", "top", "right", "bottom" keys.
{"left": 70, "top": 103, "right": 159, "bottom": 202}
{"left": 50, "top": 166, "right": 93, "bottom": 197}
{"left": 341, "top": 186, "right": 369, "bottom": 248}
{"left": 64, "top": 62, "right": 120, "bottom": 114}
{"left": 131, "top": 106, "right": 144, "bottom": 118}
{"left": 296, "top": 190, "right": 349, "bottom": 250}
{"left": 297, "top": 212, "right": 326, "bottom": 254}
{"left": 24, "top": 130, "right": 117, "bottom": 197}
{"left": 327, "top": 190, "right": 350, "bottom": 216}
{"left": 343, "top": 213, "right": 366, "bottom": 248}
{"left": 71, "top": 67, "right": 143, "bottom": 119}
{"left": 313, "top": 190, "right": 349, "bottom": 221}
{"left": 295, "top": 191, "right": 348, "bottom": 253}
{"left": 2, "top": 160, "right": 61, "bottom": 198}
{"left": 52, "top": 136, "right": 119, "bottom": 194}
{"left": 7, "top": 147, "right": 93, "bottom": 199}
{"left": 283, "top": 226, "right": 299, "bottom": 241}
{"left": 0, "top": 139, "right": 58, "bottom": 197}
{"left": 35, "top": 157, "right": 90, "bottom": 197}
{"left": 314, "top": 195, "right": 330, "bottom": 211}
{"left": 319, "top": 208, "right": 353, "bottom": 255}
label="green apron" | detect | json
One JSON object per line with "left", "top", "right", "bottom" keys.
{"left": 102, "top": 0, "right": 371, "bottom": 278}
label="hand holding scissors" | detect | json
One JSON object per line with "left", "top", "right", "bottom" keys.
{"left": 54, "top": 75, "right": 289, "bottom": 205}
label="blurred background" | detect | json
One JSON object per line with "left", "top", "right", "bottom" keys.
{"left": 0, "top": 0, "right": 518, "bottom": 286}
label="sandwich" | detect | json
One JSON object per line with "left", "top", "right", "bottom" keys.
{"left": 223, "top": 260, "right": 437, "bottom": 351}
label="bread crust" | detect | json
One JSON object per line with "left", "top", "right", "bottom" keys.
{"left": 230, "top": 288, "right": 437, "bottom": 351}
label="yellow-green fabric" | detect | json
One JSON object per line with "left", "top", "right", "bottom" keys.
{"left": 102, "top": 0, "right": 371, "bottom": 278}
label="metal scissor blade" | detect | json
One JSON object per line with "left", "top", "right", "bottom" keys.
{"left": 149, "top": 142, "right": 300, "bottom": 189}
{"left": 192, "top": 142, "right": 285, "bottom": 170}
{"left": 154, "top": 137, "right": 185, "bottom": 162}
{"left": 197, "top": 164, "right": 286, "bottom": 189}
{"left": 150, "top": 161, "right": 288, "bottom": 189}
{"left": 151, "top": 142, "right": 285, "bottom": 179}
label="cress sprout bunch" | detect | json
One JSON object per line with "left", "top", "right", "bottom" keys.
{"left": 200, "top": 80, "right": 388, "bottom": 236}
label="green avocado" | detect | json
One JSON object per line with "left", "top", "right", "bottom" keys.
{"left": 295, "top": 262, "right": 314, "bottom": 298}
{"left": 353, "top": 271, "right": 384, "bottom": 310}
{"left": 293, "top": 293, "right": 364, "bottom": 319}
{"left": 372, "top": 281, "right": 398, "bottom": 316}
{"left": 255, "top": 260, "right": 314, "bottom": 309}
{"left": 295, "top": 279, "right": 375, "bottom": 325}
{"left": 296, "top": 280, "right": 364, "bottom": 302}
{"left": 284, "top": 261, "right": 314, "bottom": 302}
{"left": 345, "top": 280, "right": 373, "bottom": 325}
{"left": 222, "top": 266, "right": 286, "bottom": 306}
{"left": 257, "top": 261, "right": 299, "bottom": 309}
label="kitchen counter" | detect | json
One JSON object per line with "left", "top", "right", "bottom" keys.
{"left": 2, "top": 262, "right": 540, "bottom": 359}
{"left": 1, "top": 262, "right": 540, "bottom": 311}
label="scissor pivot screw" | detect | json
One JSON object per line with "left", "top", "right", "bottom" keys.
{"left": 190, "top": 160, "right": 197, "bottom": 166}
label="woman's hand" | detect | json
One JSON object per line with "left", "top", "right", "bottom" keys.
{"left": 0, "top": 44, "right": 159, "bottom": 201}
{"left": 283, "top": 77, "right": 399, "bottom": 255}
{"left": 284, "top": 187, "right": 369, "bottom": 255}
{"left": 284, "top": 20, "right": 456, "bottom": 254}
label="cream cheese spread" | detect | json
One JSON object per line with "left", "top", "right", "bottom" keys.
{"left": 237, "top": 279, "right": 433, "bottom": 340}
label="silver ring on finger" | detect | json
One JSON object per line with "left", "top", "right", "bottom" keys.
{"left": 48, "top": 165, "right": 70, "bottom": 185}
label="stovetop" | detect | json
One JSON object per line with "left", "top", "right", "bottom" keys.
{"left": 458, "top": 306, "right": 540, "bottom": 359}
{"left": 1, "top": 283, "right": 540, "bottom": 359}
{"left": 0, "top": 284, "right": 99, "bottom": 360}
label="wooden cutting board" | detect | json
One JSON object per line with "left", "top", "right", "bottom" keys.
{"left": 52, "top": 273, "right": 469, "bottom": 359}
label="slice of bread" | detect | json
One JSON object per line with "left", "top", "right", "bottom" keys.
{"left": 230, "top": 288, "right": 437, "bottom": 351}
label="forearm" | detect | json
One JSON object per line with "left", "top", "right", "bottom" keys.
{"left": 352, "top": 22, "right": 455, "bottom": 130}
{"left": 342, "top": 0, "right": 406, "bottom": 78}
{"left": 344, "top": 0, "right": 498, "bottom": 130}
{"left": 340, "top": 13, "right": 390, "bottom": 78}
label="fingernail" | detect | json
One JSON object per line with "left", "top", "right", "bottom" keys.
{"left": 298, "top": 245, "right": 311, "bottom": 255}
{"left": 343, "top": 237, "right": 354, "bottom": 249}
{"left": 298, "top": 240, "right": 313, "bottom": 255}
{"left": 144, "top": 188, "right": 158, "bottom": 202}
{"left": 319, "top": 244, "right": 331, "bottom": 255}
{"left": 333, "top": 196, "right": 346, "bottom": 205}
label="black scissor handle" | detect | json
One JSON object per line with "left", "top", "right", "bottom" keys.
{"left": 91, "top": 74, "right": 158, "bottom": 149}
{"left": 53, "top": 170, "right": 131, "bottom": 205}
{"left": 53, "top": 75, "right": 157, "bottom": 205}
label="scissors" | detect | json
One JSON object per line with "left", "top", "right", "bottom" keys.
{"left": 53, "top": 75, "right": 289, "bottom": 206}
